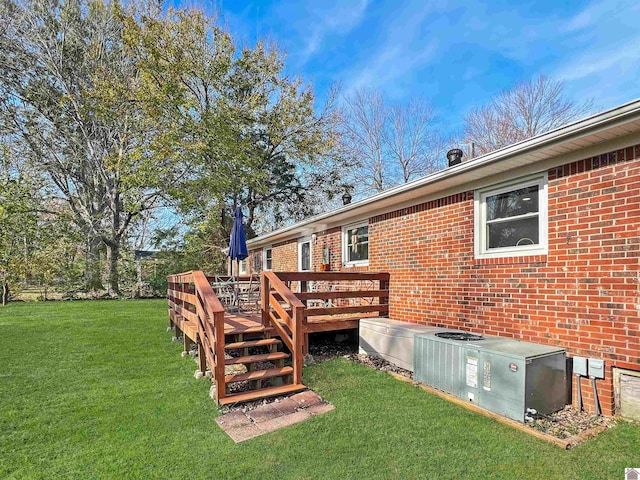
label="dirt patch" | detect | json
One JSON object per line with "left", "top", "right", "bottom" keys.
{"left": 306, "top": 331, "right": 358, "bottom": 362}
{"left": 346, "top": 353, "right": 413, "bottom": 377}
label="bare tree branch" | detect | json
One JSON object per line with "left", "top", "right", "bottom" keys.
{"left": 463, "top": 75, "right": 594, "bottom": 156}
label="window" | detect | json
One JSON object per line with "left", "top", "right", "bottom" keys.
{"left": 298, "top": 237, "right": 312, "bottom": 271}
{"left": 253, "top": 251, "right": 262, "bottom": 271}
{"left": 475, "top": 174, "right": 548, "bottom": 258}
{"left": 238, "top": 258, "right": 247, "bottom": 275}
{"left": 342, "top": 222, "right": 369, "bottom": 265}
{"left": 264, "top": 247, "right": 272, "bottom": 270}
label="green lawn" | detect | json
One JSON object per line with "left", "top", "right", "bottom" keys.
{"left": 1, "top": 300, "right": 638, "bottom": 479}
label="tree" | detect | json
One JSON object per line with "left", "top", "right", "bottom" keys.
{"left": 125, "top": 7, "right": 345, "bottom": 239}
{"left": 384, "top": 98, "right": 446, "bottom": 184}
{"left": 0, "top": 146, "right": 43, "bottom": 304}
{"left": 340, "top": 88, "right": 445, "bottom": 196}
{"left": 341, "top": 89, "right": 387, "bottom": 192}
{"left": 0, "top": 0, "right": 180, "bottom": 294}
{"left": 463, "top": 75, "right": 594, "bottom": 156}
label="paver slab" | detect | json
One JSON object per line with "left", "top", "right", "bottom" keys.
{"left": 216, "top": 390, "right": 333, "bottom": 443}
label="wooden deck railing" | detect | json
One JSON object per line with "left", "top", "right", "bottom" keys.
{"left": 261, "top": 271, "right": 304, "bottom": 385}
{"left": 265, "top": 271, "right": 390, "bottom": 354}
{"left": 167, "top": 270, "right": 227, "bottom": 403}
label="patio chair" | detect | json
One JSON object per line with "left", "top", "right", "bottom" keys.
{"left": 212, "top": 275, "right": 236, "bottom": 310}
{"left": 307, "top": 280, "right": 334, "bottom": 308}
{"left": 237, "top": 274, "right": 260, "bottom": 313}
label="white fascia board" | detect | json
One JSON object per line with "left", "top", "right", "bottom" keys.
{"left": 247, "top": 99, "right": 640, "bottom": 249}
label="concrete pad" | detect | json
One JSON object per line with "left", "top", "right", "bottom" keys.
{"left": 215, "top": 411, "right": 252, "bottom": 428}
{"left": 274, "top": 397, "right": 299, "bottom": 415}
{"left": 225, "top": 423, "right": 263, "bottom": 443}
{"left": 306, "top": 403, "right": 335, "bottom": 416}
{"left": 256, "top": 410, "right": 311, "bottom": 433}
{"left": 292, "top": 390, "right": 322, "bottom": 408}
{"left": 215, "top": 390, "right": 333, "bottom": 443}
{"left": 247, "top": 403, "right": 281, "bottom": 423}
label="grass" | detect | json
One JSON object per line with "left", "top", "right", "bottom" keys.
{"left": 1, "top": 299, "right": 639, "bottom": 479}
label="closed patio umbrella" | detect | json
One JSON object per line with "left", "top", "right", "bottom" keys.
{"left": 228, "top": 206, "right": 248, "bottom": 280}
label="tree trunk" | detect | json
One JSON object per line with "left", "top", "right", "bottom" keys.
{"left": 1, "top": 281, "right": 8, "bottom": 305}
{"left": 85, "top": 236, "right": 103, "bottom": 292}
{"left": 106, "top": 241, "right": 120, "bottom": 296}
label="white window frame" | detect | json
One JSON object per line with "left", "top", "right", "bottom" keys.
{"left": 238, "top": 258, "right": 247, "bottom": 275}
{"left": 263, "top": 246, "right": 273, "bottom": 271}
{"left": 342, "top": 221, "right": 370, "bottom": 266}
{"left": 474, "top": 173, "right": 548, "bottom": 259}
{"left": 298, "top": 237, "right": 312, "bottom": 271}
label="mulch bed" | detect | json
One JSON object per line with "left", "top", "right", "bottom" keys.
{"left": 528, "top": 405, "right": 614, "bottom": 439}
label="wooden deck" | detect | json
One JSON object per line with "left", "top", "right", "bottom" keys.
{"left": 223, "top": 312, "right": 265, "bottom": 334}
{"left": 174, "top": 312, "right": 266, "bottom": 342}
{"left": 167, "top": 270, "right": 390, "bottom": 405}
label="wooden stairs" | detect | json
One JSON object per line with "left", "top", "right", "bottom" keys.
{"left": 218, "top": 323, "right": 306, "bottom": 405}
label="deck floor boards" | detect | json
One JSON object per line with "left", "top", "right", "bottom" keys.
{"left": 222, "top": 312, "right": 265, "bottom": 334}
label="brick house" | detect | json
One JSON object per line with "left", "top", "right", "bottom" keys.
{"left": 245, "top": 100, "right": 640, "bottom": 417}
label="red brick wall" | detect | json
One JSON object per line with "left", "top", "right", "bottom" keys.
{"left": 368, "top": 144, "right": 640, "bottom": 415}
{"left": 272, "top": 239, "right": 298, "bottom": 271}
{"left": 312, "top": 227, "right": 343, "bottom": 271}
{"left": 250, "top": 227, "right": 349, "bottom": 273}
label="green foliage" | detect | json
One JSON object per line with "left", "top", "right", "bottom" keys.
{"left": 0, "top": 149, "right": 44, "bottom": 304}
{"left": 0, "top": 0, "right": 348, "bottom": 296}
{"left": 123, "top": 5, "right": 345, "bottom": 239}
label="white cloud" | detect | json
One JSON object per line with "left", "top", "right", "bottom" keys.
{"left": 344, "top": 40, "right": 438, "bottom": 97}
{"left": 298, "top": 0, "right": 370, "bottom": 62}
{"left": 556, "top": 38, "right": 640, "bottom": 82}
{"left": 565, "top": 0, "right": 634, "bottom": 32}
{"left": 341, "top": 2, "right": 438, "bottom": 97}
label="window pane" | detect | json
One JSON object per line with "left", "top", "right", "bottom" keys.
{"left": 347, "top": 225, "right": 369, "bottom": 262}
{"left": 487, "top": 216, "right": 539, "bottom": 249}
{"left": 349, "top": 242, "right": 368, "bottom": 262}
{"left": 486, "top": 185, "right": 538, "bottom": 221}
{"left": 301, "top": 242, "right": 310, "bottom": 270}
{"left": 265, "top": 249, "right": 272, "bottom": 270}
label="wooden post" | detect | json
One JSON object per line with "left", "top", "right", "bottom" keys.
{"left": 167, "top": 280, "right": 172, "bottom": 327}
{"left": 261, "top": 273, "right": 270, "bottom": 328}
{"left": 293, "top": 304, "right": 304, "bottom": 385}
{"left": 300, "top": 280, "right": 308, "bottom": 306}
{"left": 213, "top": 311, "right": 226, "bottom": 403}
{"left": 198, "top": 340, "right": 207, "bottom": 374}
{"left": 380, "top": 273, "right": 390, "bottom": 317}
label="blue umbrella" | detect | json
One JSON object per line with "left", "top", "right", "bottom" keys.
{"left": 228, "top": 206, "right": 248, "bottom": 278}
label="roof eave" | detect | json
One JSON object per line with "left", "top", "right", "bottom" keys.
{"left": 247, "top": 98, "right": 640, "bottom": 249}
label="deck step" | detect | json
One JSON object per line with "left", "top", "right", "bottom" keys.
{"left": 224, "top": 338, "right": 281, "bottom": 350}
{"left": 225, "top": 352, "right": 289, "bottom": 365}
{"left": 224, "top": 325, "right": 270, "bottom": 335}
{"left": 225, "top": 366, "right": 294, "bottom": 384}
{"left": 218, "top": 383, "right": 307, "bottom": 405}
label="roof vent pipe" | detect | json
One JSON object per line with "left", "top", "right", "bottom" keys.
{"left": 446, "top": 148, "right": 463, "bottom": 167}
{"left": 467, "top": 142, "right": 476, "bottom": 160}
{"left": 342, "top": 190, "right": 352, "bottom": 205}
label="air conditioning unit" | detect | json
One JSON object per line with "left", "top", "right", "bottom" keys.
{"left": 414, "top": 331, "right": 567, "bottom": 422}
{"left": 359, "top": 318, "right": 445, "bottom": 372}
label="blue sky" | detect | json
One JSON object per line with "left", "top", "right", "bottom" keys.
{"left": 176, "top": 0, "right": 640, "bottom": 137}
